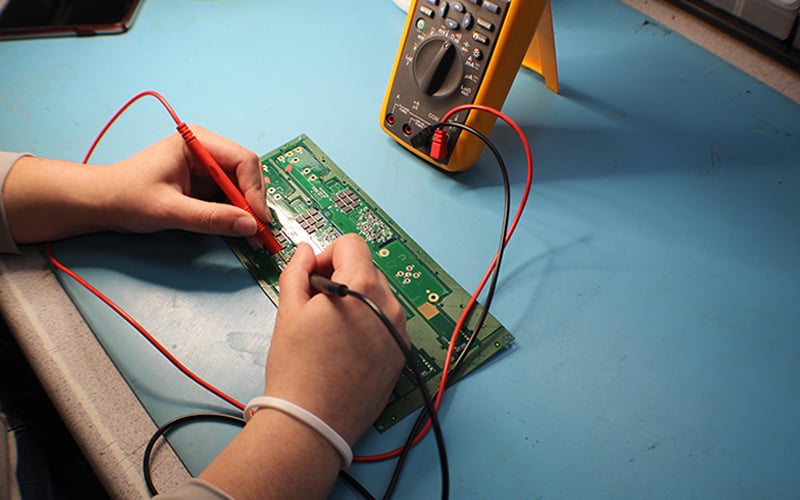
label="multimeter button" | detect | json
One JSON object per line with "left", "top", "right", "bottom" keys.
{"left": 467, "top": 0, "right": 481, "bottom": 4}
{"left": 439, "top": 2, "right": 448, "bottom": 16}
{"left": 452, "top": 2, "right": 466, "bottom": 12}
{"left": 472, "top": 32, "right": 489, "bottom": 44}
{"left": 476, "top": 17, "right": 495, "bottom": 31}
{"left": 445, "top": 18, "right": 459, "bottom": 30}
{"left": 419, "top": 5, "right": 434, "bottom": 17}
{"left": 482, "top": 0, "right": 501, "bottom": 14}
{"left": 462, "top": 12, "right": 474, "bottom": 29}
{"left": 425, "top": 0, "right": 440, "bottom": 4}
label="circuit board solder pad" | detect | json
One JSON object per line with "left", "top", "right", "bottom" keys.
{"left": 226, "top": 135, "right": 514, "bottom": 431}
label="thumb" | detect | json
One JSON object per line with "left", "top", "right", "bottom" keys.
{"left": 167, "top": 197, "right": 258, "bottom": 237}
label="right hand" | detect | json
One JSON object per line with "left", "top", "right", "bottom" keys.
{"left": 263, "top": 234, "right": 409, "bottom": 446}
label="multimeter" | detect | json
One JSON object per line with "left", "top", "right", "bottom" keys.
{"left": 380, "top": 0, "right": 556, "bottom": 172}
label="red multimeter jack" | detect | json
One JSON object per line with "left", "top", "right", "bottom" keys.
{"left": 380, "top": 0, "right": 559, "bottom": 172}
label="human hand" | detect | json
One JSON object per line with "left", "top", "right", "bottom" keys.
{"left": 198, "top": 234, "right": 407, "bottom": 498}
{"left": 4, "top": 126, "right": 270, "bottom": 246}
{"left": 104, "top": 125, "right": 271, "bottom": 237}
{"left": 264, "top": 234, "right": 409, "bottom": 445}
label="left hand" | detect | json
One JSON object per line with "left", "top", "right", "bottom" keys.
{"left": 4, "top": 126, "right": 271, "bottom": 244}
{"left": 104, "top": 125, "right": 271, "bottom": 236}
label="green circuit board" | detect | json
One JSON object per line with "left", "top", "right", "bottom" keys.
{"left": 227, "top": 135, "right": 514, "bottom": 431}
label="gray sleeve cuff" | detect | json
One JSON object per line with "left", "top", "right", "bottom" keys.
{"left": 0, "top": 152, "right": 31, "bottom": 255}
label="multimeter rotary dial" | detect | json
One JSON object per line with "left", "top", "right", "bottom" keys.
{"left": 412, "top": 37, "right": 463, "bottom": 98}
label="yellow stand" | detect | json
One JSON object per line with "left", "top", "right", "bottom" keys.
{"left": 521, "top": 0, "right": 559, "bottom": 94}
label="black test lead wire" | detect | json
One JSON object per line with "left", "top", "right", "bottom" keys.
{"left": 381, "top": 121, "right": 512, "bottom": 499}
{"left": 308, "top": 273, "right": 450, "bottom": 500}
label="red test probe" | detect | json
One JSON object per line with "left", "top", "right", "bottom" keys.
{"left": 176, "top": 122, "right": 282, "bottom": 254}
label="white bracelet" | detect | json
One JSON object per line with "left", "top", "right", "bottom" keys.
{"left": 244, "top": 396, "right": 353, "bottom": 469}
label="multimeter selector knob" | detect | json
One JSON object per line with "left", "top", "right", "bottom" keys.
{"left": 412, "top": 37, "right": 463, "bottom": 98}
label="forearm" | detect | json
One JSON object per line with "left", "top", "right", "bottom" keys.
{"left": 199, "top": 409, "right": 341, "bottom": 499}
{"left": 3, "top": 156, "right": 117, "bottom": 244}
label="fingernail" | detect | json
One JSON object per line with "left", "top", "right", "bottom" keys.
{"left": 233, "top": 215, "right": 258, "bottom": 235}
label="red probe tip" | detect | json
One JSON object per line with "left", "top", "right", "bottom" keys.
{"left": 257, "top": 226, "right": 283, "bottom": 254}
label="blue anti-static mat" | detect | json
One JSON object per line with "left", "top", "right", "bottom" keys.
{"left": 24, "top": 0, "right": 800, "bottom": 497}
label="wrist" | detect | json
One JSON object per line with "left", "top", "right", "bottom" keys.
{"left": 245, "top": 396, "right": 353, "bottom": 469}
{"left": 262, "top": 385, "right": 366, "bottom": 447}
{"left": 250, "top": 408, "right": 342, "bottom": 470}
{"left": 4, "top": 157, "right": 116, "bottom": 243}
{"left": 200, "top": 406, "right": 340, "bottom": 499}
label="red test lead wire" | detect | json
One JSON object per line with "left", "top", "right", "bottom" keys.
{"left": 45, "top": 89, "right": 259, "bottom": 411}
{"left": 44, "top": 244, "right": 246, "bottom": 411}
{"left": 354, "top": 103, "right": 534, "bottom": 463}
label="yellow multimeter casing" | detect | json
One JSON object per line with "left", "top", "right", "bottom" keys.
{"left": 380, "top": 0, "right": 558, "bottom": 172}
